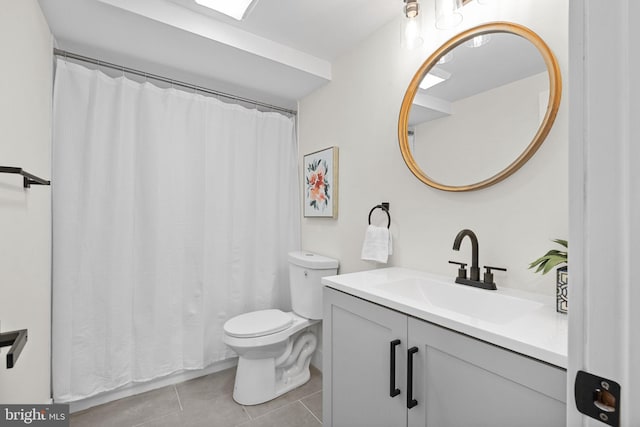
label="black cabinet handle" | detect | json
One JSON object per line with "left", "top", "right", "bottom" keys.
{"left": 407, "top": 346, "right": 418, "bottom": 409}
{"left": 390, "top": 339, "right": 401, "bottom": 397}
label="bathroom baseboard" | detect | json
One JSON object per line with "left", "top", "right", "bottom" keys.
{"left": 66, "top": 358, "right": 238, "bottom": 414}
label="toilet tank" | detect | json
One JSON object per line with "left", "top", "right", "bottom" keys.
{"left": 288, "top": 251, "right": 339, "bottom": 320}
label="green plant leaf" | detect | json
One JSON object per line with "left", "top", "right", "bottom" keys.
{"left": 552, "top": 239, "right": 568, "bottom": 248}
{"left": 529, "top": 256, "right": 548, "bottom": 269}
{"left": 529, "top": 238, "right": 568, "bottom": 275}
{"left": 543, "top": 249, "right": 567, "bottom": 258}
{"left": 541, "top": 254, "right": 566, "bottom": 274}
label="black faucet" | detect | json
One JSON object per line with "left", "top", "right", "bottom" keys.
{"left": 452, "top": 229, "right": 480, "bottom": 281}
{"left": 449, "top": 229, "right": 505, "bottom": 290}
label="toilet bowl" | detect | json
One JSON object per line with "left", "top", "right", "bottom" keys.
{"left": 223, "top": 251, "right": 339, "bottom": 405}
{"left": 224, "top": 309, "right": 319, "bottom": 405}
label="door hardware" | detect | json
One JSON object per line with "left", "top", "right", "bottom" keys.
{"left": 575, "top": 370, "right": 620, "bottom": 426}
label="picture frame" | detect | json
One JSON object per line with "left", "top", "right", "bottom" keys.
{"left": 303, "top": 146, "right": 339, "bottom": 218}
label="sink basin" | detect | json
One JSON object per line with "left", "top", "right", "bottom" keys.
{"left": 372, "top": 277, "right": 544, "bottom": 324}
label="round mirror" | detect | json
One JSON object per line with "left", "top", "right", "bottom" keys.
{"left": 398, "top": 22, "right": 562, "bottom": 192}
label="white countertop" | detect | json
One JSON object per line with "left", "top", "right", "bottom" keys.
{"left": 322, "top": 267, "right": 568, "bottom": 369}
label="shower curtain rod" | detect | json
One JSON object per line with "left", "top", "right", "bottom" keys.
{"left": 53, "top": 48, "right": 297, "bottom": 116}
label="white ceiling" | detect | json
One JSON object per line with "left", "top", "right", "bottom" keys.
{"left": 38, "top": 0, "right": 400, "bottom": 111}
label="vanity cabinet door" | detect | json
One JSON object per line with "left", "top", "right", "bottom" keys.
{"left": 323, "top": 288, "right": 408, "bottom": 427}
{"left": 407, "top": 317, "right": 567, "bottom": 427}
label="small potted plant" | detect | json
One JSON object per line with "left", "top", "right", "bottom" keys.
{"left": 529, "top": 239, "right": 568, "bottom": 314}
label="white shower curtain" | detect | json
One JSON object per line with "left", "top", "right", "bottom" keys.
{"left": 51, "top": 60, "right": 300, "bottom": 402}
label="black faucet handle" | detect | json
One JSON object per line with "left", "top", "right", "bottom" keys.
{"left": 484, "top": 265, "right": 507, "bottom": 272}
{"left": 448, "top": 260, "right": 468, "bottom": 279}
{"left": 483, "top": 265, "right": 507, "bottom": 286}
{"left": 449, "top": 261, "right": 467, "bottom": 267}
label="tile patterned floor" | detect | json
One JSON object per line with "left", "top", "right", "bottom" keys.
{"left": 70, "top": 366, "right": 322, "bottom": 427}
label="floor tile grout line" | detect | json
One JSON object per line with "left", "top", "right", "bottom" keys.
{"left": 301, "top": 389, "right": 322, "bottom": 400}
{"left": 297, "top": 387, "right": 322, "bottom": 401}
{"left": 241, "top": 405, "right": 253, "bottom": 421}
{"left": 299, "top": 399, "right": 322, "bottom": 425}
{"left": 174, "top": 385, "right": 184, "bottom": 412}
{"left": 241, "top": 399, "right": 302, "bottom": 424}
{"left": 236, "top": 380, "right": 322, "bottom": 424}
{"left": 130, "top": 411, "right": 181, "bottom": 427}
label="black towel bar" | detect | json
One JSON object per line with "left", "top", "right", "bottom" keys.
{"left": 0, "top": 329, "right": 28, "bottom": 369}
{"left": 368, "top": 202, "right": 391, "bottom": 229}
{"left": 0, "top": 166, "right": 50, "bottom": 188}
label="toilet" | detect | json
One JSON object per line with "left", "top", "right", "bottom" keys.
{"left": 223, "top": 251, "right": 339, "bottom": 405}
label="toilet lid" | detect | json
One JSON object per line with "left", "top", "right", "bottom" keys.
{"left": 224, "top": 309, "right": 293, "bottom": 338}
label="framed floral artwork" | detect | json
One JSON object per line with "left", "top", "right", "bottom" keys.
{"left": 303, "top": 146, "right": 339, "bottom": 218}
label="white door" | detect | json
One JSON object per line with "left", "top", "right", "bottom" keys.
{"left": 568, "top": 1, "right": 640, "bottom": 425}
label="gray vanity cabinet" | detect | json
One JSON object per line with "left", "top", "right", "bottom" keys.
{"left": 323, "top": 286, "right": 408, "bottom": 427}
{"left": 407, "top": 317, "right": 566, "bottom": 426}
{"left": 323, "top": 287, "right": 567, "bottom": 427}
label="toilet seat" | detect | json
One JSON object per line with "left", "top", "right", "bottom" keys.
{"left": 224, "top": 309, "right": 293, "bottom": 338}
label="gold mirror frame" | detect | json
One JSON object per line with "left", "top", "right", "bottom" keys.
{"left": 398, "top": 22, "right": 562, "bottom": 192}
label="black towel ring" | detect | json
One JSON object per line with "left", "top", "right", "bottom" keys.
{"left": 368, "top": 203, "right": 391, "bottom": 229}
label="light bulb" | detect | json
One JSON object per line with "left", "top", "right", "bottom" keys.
{"left": 435, "top": 0, "right": 463, "bottom": 30}
{"left": 401, "top": 1, "right": 424, "bottom": 50}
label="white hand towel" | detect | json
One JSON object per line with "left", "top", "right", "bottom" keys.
{"left": 361, "top": 225, "right": 392, "bottom": 263}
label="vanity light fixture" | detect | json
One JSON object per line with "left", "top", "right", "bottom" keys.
{"left": 401, "top": 0, "right": 424, "bottom": 49}
{"left": 194, "top": 0, "right": 259, "bottom": 20}
{"left": 401, "top": 0, "right": 490, "bottom": 48}
{"left": 435, "top": 0, "right": 463, "bottom": 29}
{"left": 434, "top": 0, "right": 491, "bottom": 31}
{"left": 419, "top": 67, "right": 451, "bottom": 90}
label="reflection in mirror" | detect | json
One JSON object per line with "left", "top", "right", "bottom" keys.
{"left": 398, "top": 23, "right": 562, "bottom": 192}
{"left": 409, "top": 33, "right": 546, "bottom": 186}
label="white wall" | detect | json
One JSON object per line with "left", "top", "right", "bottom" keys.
{"left": 299, "top": 0, "right": 568, "bottom": 295}
{"left": 0, "top": 0, "right": 52, "bottom": 403}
